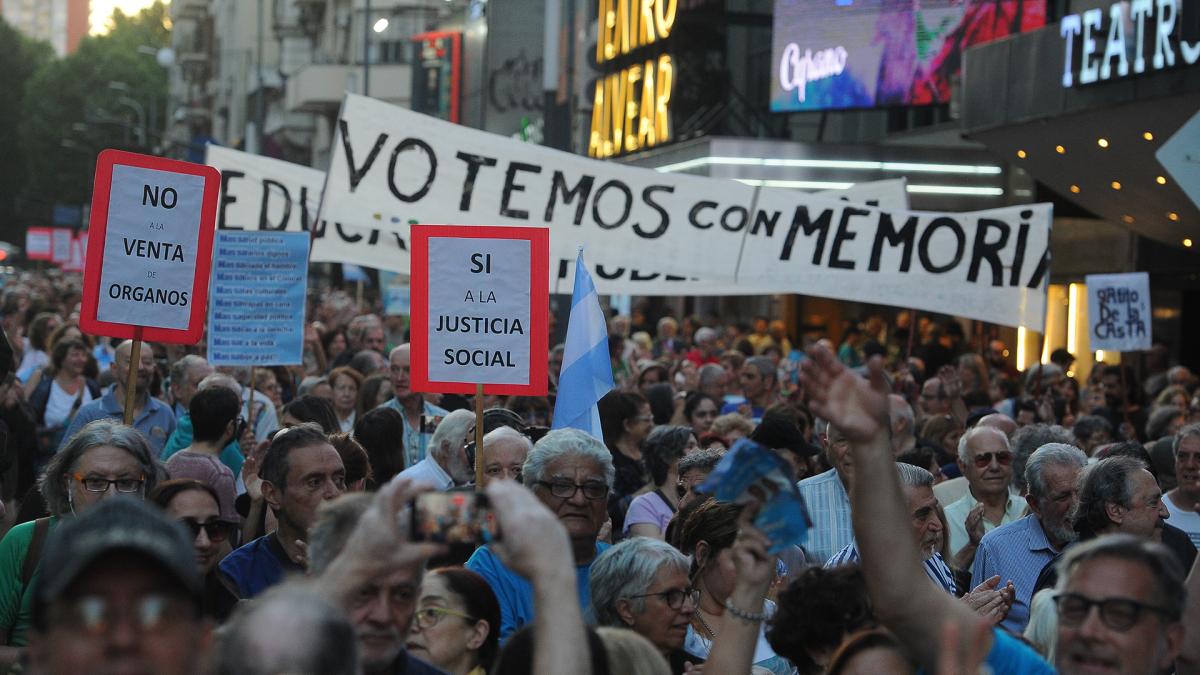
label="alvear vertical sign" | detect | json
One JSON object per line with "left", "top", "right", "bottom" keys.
{"left": 588, "top": 0, "right": 677, "bottom": 158}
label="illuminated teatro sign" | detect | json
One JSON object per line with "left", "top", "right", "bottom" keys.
{"left": 588, "top": 0, "right": 677, "bottom": 159}
{"left": 1060, "top": 0, "right": 1200, "bottom": 87}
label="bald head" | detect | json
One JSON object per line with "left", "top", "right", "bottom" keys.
{"left": 114, "top": 340, "right": 154, "bottom": 396}
{"left": 977, "top": 413, "right": 1017, "bottom": 438}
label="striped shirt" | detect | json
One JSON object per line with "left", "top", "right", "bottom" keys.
{"left": 797, "top": 468, "right": 855, "bottom": 563}
{"left": 825, "top": 544, "right": 958, "bottom": 595}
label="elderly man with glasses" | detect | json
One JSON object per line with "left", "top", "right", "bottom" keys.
{"left": 944, "top": 426, "right": 1027, "bottom": 565}
{"left": 0, "top": 420, "right": 160, "bottom": 668}
{"left": 466, "top": 428, "right": 614, "bottom": 641}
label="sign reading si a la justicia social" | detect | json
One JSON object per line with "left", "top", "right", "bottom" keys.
{"left": 80, "top": 150, "right": 220, "bottom": 345}
{"left": 409, "top": 225, "right": 549, "bottom": 396}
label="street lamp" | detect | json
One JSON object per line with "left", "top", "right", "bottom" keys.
{"left": 109, "top": 82, "right": 147, "bottom": 147}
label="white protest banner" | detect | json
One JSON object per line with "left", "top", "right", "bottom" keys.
{"left": 81, "top": 150, "right": 220, "bottom": 344}
{"left": 205, "top": 145, "right": 905, "bottom": 296}
{"left": 409, "top": 225, "right": 549, "bottom": 395}
{"left": 50, "top": 228, "right": 72, "bottom": 264}
{"left": 322, "top": 94, "right": 1051, "bottom": 328}
{"left": 25, "top": 228, "right": 52, "bottom": 260}
{"left": 63, "top": 233, "right": 87, "bottom": 272}
{"left": 1085, "top": 272, "right": 1152, "bottom": 352}
{"left": 208, "top": 230, "right": 310, "bottom": 366}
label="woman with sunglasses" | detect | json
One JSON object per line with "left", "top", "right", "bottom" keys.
{"left": 406, "top": 567, "right": 500, "bottom": 675}
{"left": 0, "top": 420, "right": 159, "bottom": 666}
{"left": 150, "top": 478, "right": 238, "bottom": 621}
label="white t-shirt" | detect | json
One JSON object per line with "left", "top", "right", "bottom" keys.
{"left": 44, "top": 380, "right": 94, "bottom": 428}
{"left": 1164, "top": 493, "right": 1200, "bottom": 548}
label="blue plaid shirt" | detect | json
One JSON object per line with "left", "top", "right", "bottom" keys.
{"left": 797, "top": 468, "right": 854, "bottom": 563}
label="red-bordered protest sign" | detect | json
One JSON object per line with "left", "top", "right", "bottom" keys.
{"left": 410, "top": 225, "right": 549, "bottom": 396}
{"left": 25, "top": 228, "right": 52, "bottom": 261}
{"left": 80, "top": 149, "right": 220, "bottom": 345}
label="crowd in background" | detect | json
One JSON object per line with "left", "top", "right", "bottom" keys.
{"left": 0, "top": 266, "right": 1196, "bottom": 674}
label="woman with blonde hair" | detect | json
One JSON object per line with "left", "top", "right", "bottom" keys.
{"left": 595, "top": 627, "right": 672, "bottom": 675}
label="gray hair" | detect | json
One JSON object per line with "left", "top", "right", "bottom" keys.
{"left": 523, "top": 428, "right": 616, "bottom": 489}
{"left": 40, "top": 419, "right": 160, "bottom": 516}
{"left": 745, "top": 356, "right": 776, "bottom": 384}
{"left": 1025, "top": 443, "right": 1087, "bottom": 500}
{"left": 678, "top": 448, "right": 724, "bottom": 475}
{"left": 430, "top": 409, "right": 475, "bottom": 463}
{"left": 483, "top": 425, "right": 534, "bottom": 452}
{"left": 1173, "top": 422, "right": 1200, "bottom": 455}
{"left": 169, "top": 354, "right": 208, "bottom": 389}
{"left": 694, "top": 327, "right": 718, "bottom": 344}
{"left": 297, "top": 376, "right": 330, "bottom": 398}
{"left": 1009, "top": 424, "right": 1074, "bottom": 493}
{"left": 307, "top": 493, "right": 372, "bottom": 576}
{"left": 697, "top": 364, "right": 725, "bottom": 389}
{"left": 216, "top": 583, "right": 360, "bottom": 675}
{"left": 889, "top": 395, "right": 914, "bottom": 435}
{"left": 590, "top": 537, "right": 690, "bottom": 626}
{"left": 1071, "top": 456, "right": 1145, "bottom": 538}
{"left": 1024, "top": 363, "right": 1063, "bottom": 390}
{"left": 199, "top": 372, "right": 241, "bottom": 394}
{"left": 1054, "top": 534, "right": 1186, "bottom": 622}
{"left": 957, "top": 425, "right": 1009, "bottom": 464}
{"left": 896, "top": 461, "right": 934, "bottom": 489}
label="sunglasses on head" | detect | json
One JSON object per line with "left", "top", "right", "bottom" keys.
{"left": 973, "top": 451, "right": 1013, "bottom": 469}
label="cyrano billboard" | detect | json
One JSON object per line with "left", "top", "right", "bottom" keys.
{"left": 770, "top": 0, "right": 1045, "bottom": 112}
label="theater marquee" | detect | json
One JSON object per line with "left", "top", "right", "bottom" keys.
{"left": 588, "top": 0, "right": 677, "bottom": 158}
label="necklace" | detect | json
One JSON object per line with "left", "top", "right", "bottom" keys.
{"left": 694, "top": 605, "right": 720, "bottom": 640}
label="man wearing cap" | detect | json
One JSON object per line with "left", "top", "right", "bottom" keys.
{"left": 27, "top": 497, "right": 211, "bottom": 675}
{"left": 218, "top": 423, "right": 346, "bottom": 599}
{"left": 164, "top": 386, "right": 241, "bottom": 524}
{"left": 750, "top": 406, "right": 819, "bottom": 481}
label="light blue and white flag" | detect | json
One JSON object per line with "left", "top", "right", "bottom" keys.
{"left": 551, "top": 249, "right": 614, "bottom": 438}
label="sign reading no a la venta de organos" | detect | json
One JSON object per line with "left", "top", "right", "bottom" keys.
{"left": 409, "top": 225, "right": 549, "bottom": 396}
{"left": 81, "top": 149, "right": 220, "bottom": 344}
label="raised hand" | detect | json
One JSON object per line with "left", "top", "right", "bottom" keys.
{"left": 937, "top": 365, "right": 962, "bottom": 400}
{"left": 965, "top": 503, "right": 986, "bottom": 546}
{"left": 799, "top": 347, "right": 890, "bottom": 443}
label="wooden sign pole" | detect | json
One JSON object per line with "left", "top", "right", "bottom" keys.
{"left": 475, "top": 383, "right": 485, "bottom": 489}
{"left": 122, "top": 330, "right": 143, "bottom": 425}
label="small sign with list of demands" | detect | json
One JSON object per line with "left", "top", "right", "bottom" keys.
{"left": 409, "top": 225, "right": 549, "bottom": 395}
{"left": 207, "top": 230, "right": 310, "bottom": 366}
{"left": 81, "top": 150, "right": 220, "bottom": 344}
{"left": 1086, "top": 272, "right": 1152, "bottom": 352}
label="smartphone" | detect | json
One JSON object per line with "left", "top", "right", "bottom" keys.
{"left": 411, "top": 489, "right": 496, "bottom": 547}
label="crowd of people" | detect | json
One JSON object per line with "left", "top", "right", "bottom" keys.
{"left": 0, "top": 267, "right": 1197, "bottom": 674}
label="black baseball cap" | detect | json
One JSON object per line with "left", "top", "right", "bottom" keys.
{"left": 32, "top": 497, "right": 201, "bottom": 629}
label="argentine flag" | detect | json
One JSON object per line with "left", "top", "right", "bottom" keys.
{"left": 551, "top": 249, "right": 614, "bottom": 438}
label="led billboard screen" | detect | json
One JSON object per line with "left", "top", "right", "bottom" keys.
{"left": 770, "top": 0, "right": 1045, "bottom": 112}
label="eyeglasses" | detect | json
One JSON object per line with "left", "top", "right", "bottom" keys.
{"left": 72, "top": 474, "right": 145, "bottom": 493}
{"left": 1055, "top": 592, "right": 1175, "bottom": 631}
{"left": 413, "top": 607, "right": 477, "bottom": 629}
{"left": 972, "top": 451, "right": 1013, "bottom": 469}
{"left": 180, "top": 518, "right": 229, "bottom": 543}
{"left": 535, "top": 480, "right": 609, "bottom": 501}
{"left": 52, "top": 593, "right": 190, "bottom": 634}
{"left": 628, "top": 587, "right": 700, "bottom": 610}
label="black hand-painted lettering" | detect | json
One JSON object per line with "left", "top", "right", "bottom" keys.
{"left": 917, "top": 217, "right": 966, "bottom": 274}
{"left": 720, "top": 206, "right": 748, "bottom": 233}
{"left": 751, "top": 209, "right": 781, "bottom": 237}
{"left": 455, "top": 152, "right": 498, "bottom": 211}
{"left": 689, "top": 201, "right": 717, "bottom": 229}
{"left": 592, "top": 180, "right": 633, "bottom": 230}
{"left": 633, "top": 185, "right": 673, "bottom": 238}
{"left": 218, "top": 170, "right": 245, "bottom": 230}
{"left": 500, "top": 162, "right": 542, "bottom": 220}
{"left": 386, "top": 138, "right": 437, "bottom": 202}
{"left": 967, "top": 218, "right": 1010, "bottom": 286}
{"left": 780, "top": 206, "right": 833, "bottom": 264}
{"left": 544, "top": 171, "right": 596, "bottom": 225}
{"left": 338, "top": 119, "right": 388, "bottom": 191}
{"left": 258, "top": 179, "right": 292, "bottom": 231}
{"left": 867, "top": 212, "right": 917, "bottom": 272}
{"left": 828, "top": 207, "right": 867, "bottom": 270}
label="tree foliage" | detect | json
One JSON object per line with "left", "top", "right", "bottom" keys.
{"left": 16, "top": 1, "right": 171, "bottom": 230}
{"left": 0, "top": 20, "right": 54, "bottom": 244}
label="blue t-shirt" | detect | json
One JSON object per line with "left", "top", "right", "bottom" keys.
{"left": 466, "top": 541, "right": 609, "bottom": 641}
{"left": 217, "top": 533, "right": 304, "bottom": 599}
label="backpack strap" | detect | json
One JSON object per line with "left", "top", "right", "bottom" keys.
{"left": 20, "top": 517, "right": 51, "bottom": 587}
